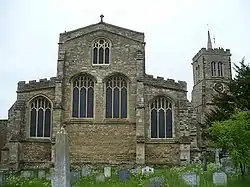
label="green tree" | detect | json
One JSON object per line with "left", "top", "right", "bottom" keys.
{"left": 209, "top": 111, "right": 250, "bottom": 177}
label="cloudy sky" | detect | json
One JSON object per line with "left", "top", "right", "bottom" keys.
{"left": 0, "top": 0, "right": 249, "bottom": 119}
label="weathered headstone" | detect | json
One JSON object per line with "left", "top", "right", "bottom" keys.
{"left": 81, "top": 166, "right": 92, "bottom": 176}
{"left": 142, "top": 166, "right": 154, "bottom": 175}
{"left": 70, "top": 171, "right": 81, "bottom": 184}
{"left": 149, "top": 176, "right": 166, "bottom": 184}
{"left": 21, "top": 170, "right": 34, "bottom": 178}
{"left": 104, "top": 166, "right": 111, "bottom": 178}
{"left": 38, "top": 170, "right": 46, "bottom": 179}
{"left": 181, "top": 172, "right": 200, "bottom": 186}
{"left": 118, "top": 169, "right": 130, "bottom": 182}
{"left": 213, "top": 172, "right": 227, "bottom": 186}
{"left": 52, "top": 126, "right": 71, "bottom": 187}
{"left": 215, "top": 149, "right": 221, "bottom": 167}
{"left": 0, "top": 171, "right": 5, "bottom": 186}
{"left": 96, "top": 173, "right": 105, "bottom": 182}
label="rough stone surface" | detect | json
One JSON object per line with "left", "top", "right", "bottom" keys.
{"left": 1, "top": 18, "right": 233, "bottom": 169}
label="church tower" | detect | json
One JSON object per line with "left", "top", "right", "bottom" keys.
{"left": 191, "top": 30, "right": 232, "bottom": 145}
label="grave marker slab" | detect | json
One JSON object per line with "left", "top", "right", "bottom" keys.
{"left": 118, "top": 169, "right": 130, "bottom": 182}
{"left": 81, "top": 167, "right": 92, "bottom": 176}
{"left": 149, "top": 176, "right": 166, "bottom": 184}
{"left": 38, "top": 170, "right": 46, "bottom": 179}
{"left": 181, "top": 172, "right": 200, "bottom": 186}
{"left": 96, "top": 173, "right": 105, "bottom": 182}
{"left": 0, "top": 171, "right": 5, "bottom": 186}
{"left": 21, "top": 171, "right": 34, "bottom": 178}
{"left": 213, "top": 172, "right": 227, "bottom": 186}
{"left": 142, "top": 166, "right": 154, "bottom": 175}
{"left": 70, "top": 171, "right": 81, "bottom": 184}
{"left": 104, "top": 166, "right": 111, "bottom": 178}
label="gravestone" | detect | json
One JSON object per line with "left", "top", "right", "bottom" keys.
{"left": 0, "top": 171, "right": 5, "bottom": 186}
{"left": 52, "top": 126, "right": 71, "bottom": 187}
{"left": 142, "top": 166, "right": 154, "bottom": 175}
{"left": 213, "top": 172, "right": 227, "bottom": 186}
{"left": 104, "top": 166, "right": 111, "bottom": 178}
{"left": 96, "top": 173, "right": 105, "bottom": 182}
{"left": 38, "top": 170, "right": 46, "bottom": 179}
{"left": 149, "top": 176, "right": 166, "bottom": 184}
{"left": 21, "top": 170, "right": 34, "bottom": 178}
{"left": 81, "top": 166, "right": 92, "bottom": 176}
{"left": 181, "top": 172, "right": 200, "bottom": 186}
{"left": 70, "top": 171, "right": 81, "bottom": 184}
{"left": 118, "top": 169, "right": 130, "bottom": 182}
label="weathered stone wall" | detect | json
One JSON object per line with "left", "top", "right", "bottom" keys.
{"left": 0, "top": 120, "right": 7, "bottom": 162}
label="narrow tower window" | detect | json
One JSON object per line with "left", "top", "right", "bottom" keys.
{"left": 218, "top": 61, "right": 223, "bottom": 76}
{"left": 211, "top": 61, "right": 216, "bottom": 76}
{"left": 92, "top": 39, "right": 111, "bottom": 65}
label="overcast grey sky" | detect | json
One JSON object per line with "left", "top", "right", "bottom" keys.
{"left": 0, "top": 0, "right": 249, "bottom": 119}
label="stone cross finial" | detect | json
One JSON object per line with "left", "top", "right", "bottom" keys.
{"left": 100, "top": 14, "right": 104, "bottom": 22}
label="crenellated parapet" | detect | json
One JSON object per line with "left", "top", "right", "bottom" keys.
{"left": 17, "top": 77, "right": 56, "bottom": 92}
{"left": 192, "top": 47, "right": 231, "bottom": 62}
{"left": 143, "top": 74, "right": 187, "bottom": 92}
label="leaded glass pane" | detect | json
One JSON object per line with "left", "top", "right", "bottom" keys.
{"left": 159, "top": 109, "right": 165, "bottom": 138}
{"left": 151, "top": 109, "right": 157, "bottom": 138}
{"left": 30, "top": 109, "right": 36, "bottom": 137}
{"left": 93, "top": 48, "right": 98, "bottom": 64}
{"left": 72, "top": 87, "right": 79, "bottom": 117}
{"left": 105, "top": 48, "right": 109, "bottom": 64}
{"left": 80, "top": 87, "right": 86, "bottom": 118}
{"left": 87, "top": 87, "right": 94, "bottom": 117}
{"left": 113, "top": 87, "right": 119, "bottom": 118}
{"left": 121, "top": 87, "right": 127, "bottom": 118}
{"left": 37, "top": 109, "right": 44, "bottom": 137}
{"left": 99, "top": 47, "right": 104, "bottom": 64}
{"left": 44, "top": 109, "right": 51, "bottom": 137}
{"left": 106, "top": 87, "right": 112, "bottom": 118}
{"left": 166, "top": 109, "right": 172, "bottom": 138}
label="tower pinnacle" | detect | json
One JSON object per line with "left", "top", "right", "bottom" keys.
{"left": 207, "top": 30, "right": 213, "bottom": 49}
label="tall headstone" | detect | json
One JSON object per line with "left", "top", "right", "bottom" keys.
{"left": 53, "top": 126, "right": 70, "bottom": 187}
{"left": 104, "top": 166, "right": 111, "bottom": 178}
{"left": 0, "top": 171, "right": 5, "bottom": 186}
{"left": 215, "top": 149, "right": 220, "bottom": 167}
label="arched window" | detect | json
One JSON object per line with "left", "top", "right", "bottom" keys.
{"left": 218, "top": 61, "right": 223, "bottom": 76}
{"left": 29, "top": 96, "right": 52, "bottom": 138}
{"left": 72, "top": 75, "right": 94, "bottom": 118}
{"left": 150, "top": 96, "right": 173, "bottom": 138}
{"left": 211, "top": 61, "right": 216, "bottom": 76}
{"left": 106, "top": 76, "right": 127, "bottom": 118}
{"left": 92, "top": 39, "right": 110, "bottom": 65}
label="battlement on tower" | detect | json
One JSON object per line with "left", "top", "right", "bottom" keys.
{"left": 143, "top": 74, "right": 187, "bottom": 92}
{"left": 193, "top": 47, "right": 231, "bottom": 62}
{"left": 17, "top": 77, "right": 56, "bottom": 92}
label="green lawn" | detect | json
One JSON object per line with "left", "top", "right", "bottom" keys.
{"left": 3, "top": 165, "right": 250, "bottom": 187}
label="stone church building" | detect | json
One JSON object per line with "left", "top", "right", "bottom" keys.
{"left": 0, "top": 16, "right": 231, "bottom": 169}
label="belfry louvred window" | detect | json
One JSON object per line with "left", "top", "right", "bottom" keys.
{"left": 72, "top": 75, "right": 94, "bottom": 118}
{"left": 150, "top": 97, "right": 173, "bottom": 138}
{"left": 92, "top": 39, "right": 110, "bottom": 65}
{"left": 29, "top": 97, "right": 52, "bottom": 138}
{"left": 106, "top": 76, "right": 127, "bottom": 118}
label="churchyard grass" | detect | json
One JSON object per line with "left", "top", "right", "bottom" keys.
{"left": 2, "top": 164, "right": 250, "bottom": 187}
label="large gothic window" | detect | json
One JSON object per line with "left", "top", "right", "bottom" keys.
{"left": 30, "top": 96, "right": 52, "bottom": 138}
{"left": 92, "top": 39, "right": 111, "bottom": 65}
{"left": 72, "top": 75, "right": 94, "bottom": 118}
{"left": 211, "top": 61, "right": 216, "bottom": 76}
{"left": 106, "top": 76, "right": 127, "bottom": 118}
{"left": 150, "top": 97, "right": 173, "bottom": 138}
{"left": 217, "top": 61, "right": 223, "bottom": 76}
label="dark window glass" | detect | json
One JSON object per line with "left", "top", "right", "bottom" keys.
{"left": 72, "top": 87, "right": 79, "bottom": 117}
{"left": 87, "top": 87, "right": 94, "bottom": 117}
{"left": 121, "top": 87, "right": 127, "bottom": 118}
{"left": 159, "top": 109, "right": 165, "bottom": 138}
{"left": 80, "top": 87, "right": 86, "bottom": 118}
{"left": 105, "top": 48, "right": 110, "bottom": 64}
{"left": 166, "top": 109, "right": 172, "bottom": 138}
{"left": 44, "top": 109, "right": 51, "bottom": 137}
{"left": 99, "top": 47, "right": 104, "bottom": 64}
{"left": 113, "top": 87, "right": 119, "bottom": 118}
{"left": 37, "top": 109, "right": 44, "bottom": 137}
{"left": 151, "top": 109, "right": 157, "bottom": 138}
{"left": 93, "top": 47, "right": 98, "bottom": 64}
{"left": 106, "top": 87, "right": 112, "bottom": 118}
{"left": 30, "top": 109, "right": 36, "bottom": 137}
